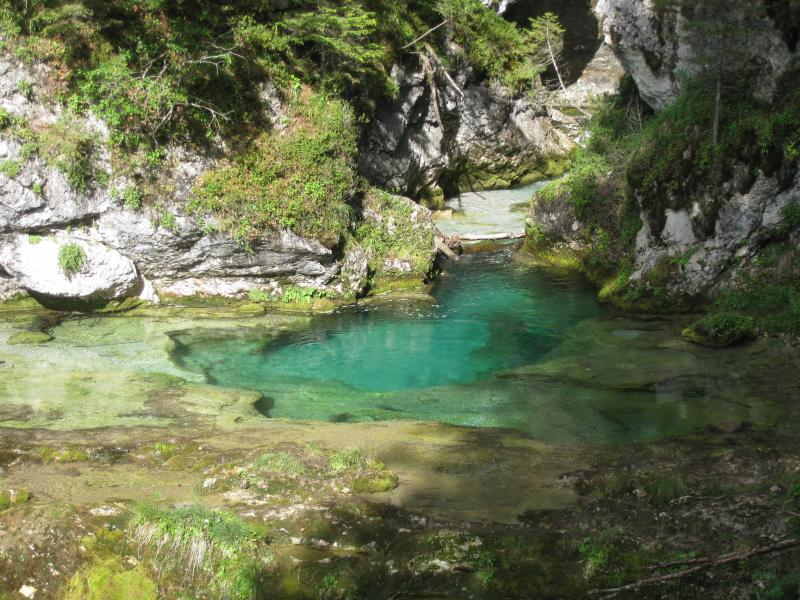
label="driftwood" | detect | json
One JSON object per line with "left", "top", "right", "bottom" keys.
{"left": 459, "top": 232, "right": 525, "bottom": 241}
{"left": 435, "top": 236, "right": 458, "bottom": 259}
{"left": 588, "top": 538, "right": 800, "bottom": 598}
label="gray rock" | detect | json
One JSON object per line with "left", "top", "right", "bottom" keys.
{"left": 359, "top": 63, "right": 575, "bottom": 199}
{"left": 0, "top": 233, "right": 140, "bottom": 300}
{"left": 594, "top": 0, "right": 796, "bottom": 111}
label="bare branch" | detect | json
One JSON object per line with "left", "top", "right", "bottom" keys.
{"left": 401, "top": 20, "right": 449, "bottom": 50}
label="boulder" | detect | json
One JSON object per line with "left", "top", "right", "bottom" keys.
{"left": 0, "top": 234, "right": 140, "bottom": 301}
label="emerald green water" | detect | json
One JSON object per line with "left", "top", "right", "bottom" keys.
{"left": 174, "top": 250, "right": 600, "bottom": 393}
{"left": 170, "top": 248, "right": 800, "bottom": 443}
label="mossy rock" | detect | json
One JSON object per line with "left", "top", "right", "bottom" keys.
{"left": 682, "top": 311, "right": 756, "bottom": 348}
{"left": 63, "top": 558, "right": 157, "bottom": 600}
{"left": 351, "top": 473, "right": 399, "bottom": 493}
{"left": 7, "top": 330, "right": 52, "bottom": 345}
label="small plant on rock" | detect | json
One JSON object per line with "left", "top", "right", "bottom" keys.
{"left": 58, "top": 243, "right": 86, "bottom": 276}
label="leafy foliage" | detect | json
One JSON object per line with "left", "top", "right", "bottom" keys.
{"left": 58, "top": 242, "right": 86, "bottom": 276}
{"left": 1, "top": 0, "right": 560, "bottom": 151}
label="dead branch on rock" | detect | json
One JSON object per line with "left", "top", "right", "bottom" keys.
{"left": 588, "top": 538, "right": 800, "bottom": 598}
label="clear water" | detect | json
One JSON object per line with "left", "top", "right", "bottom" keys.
{"left": 169, "top": 248, "right": 800, "bottom": 443}
{"left": 433, "top": 182, "right": 548, "bottom": 238}
{"left": 173, "top": 249, "right": 600, "bottom": 393}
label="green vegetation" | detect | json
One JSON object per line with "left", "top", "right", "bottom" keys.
{"left": 58, "top": 242, "right": 86, "bottom": 276}
{"left": 683, "top": 311, "right": 756, "bottom": 347}
{"left": 247, "top": 288, "right": 272, "bottom": 303}
{"left": 577, "top": 529, "right": 652, "bottom": 588}
{"left": 353, "top": 189, "right": 435, "bottom": 277}
{"left": 0, "top": 159, "right": 22, "bottom": 178}
{"left": 7, "top": 330, "right": 52, "bottom": 345}
{"left": 280, "top": 285, "right": 335, "bottom": 305}
{"left": 121, "top": 185, "right": 142, "bottom": 210}
{"left": 0, "top": 0, "right": 560, "bottom": 152}
{"left": 254, "top": 451, "right": 305, "bottom": 476}
{"left": 329, "top": 447, "right": 399, "bottom": 493}
{"left": 38, "top": 115, "right": 103, "bottom": 192}
{"left": 131, "top": 502, "right": 262, "bottom": 599}
{"left": 39, "top": 446, "right": 89, "bottom": 463}
{"left": 0, "top": 488, "right": 29, "bottom": 510}
{"left": 190, "top": 90, "right": 356, "bottom": 246}
{"left": 64, "top": 558, "right": 157, "bottom": 600}
{"left": 527, "top": 77, "right": 646, "bottom": 289}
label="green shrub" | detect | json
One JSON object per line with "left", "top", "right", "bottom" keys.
{"left": 121, "top": 185, "right": 142, "bottom": 210}
{"left": 190, "top": 90, "right": 356, "bottom": 247}
{"left": 58, "top": 243, "right": 86, "bottom": 276}
{"left": 279, "top": 285, "right": 334, "bottom": 304}
{"left": 0, "top": 107, "right": 10, "bottom": 129}
{"left": 0, "top": 159, "right": 22, "bottom": 178}
{"left": 247, "top": 288, "right": 271, "bottom": 303}
{"left": 39, "top": 116, "right": 100, "bottom": 192}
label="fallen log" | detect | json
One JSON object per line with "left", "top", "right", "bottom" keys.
{"left": 459, "top": 232, "right": 525, "bottom": 241}
{"left": 588, "top": 538, "right": 800, "bottom": 598}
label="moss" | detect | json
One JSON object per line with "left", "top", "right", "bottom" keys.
{"left": 39, "top": 446, "right": 89, "bottom": 463}
{"left": 354, "top": 189, "right": 435, "bottom": 279}
{"left": 0, "top": 488, "right": 30, "bottom": 509}
{"left": 7, "top": 330, "right": 52, "bottom": 345}
{"left": 350, "top": 472, "right": 399, "bottom": 493}
{"left": 683, "top": 311, "right": 757, "bottom": 347}
{"left": 63, "top": 558, "right": 157, "bottom": 600}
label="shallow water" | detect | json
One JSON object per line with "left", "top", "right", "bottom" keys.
{"left": 433, "top": 182, "right": 547, "bottom": 238}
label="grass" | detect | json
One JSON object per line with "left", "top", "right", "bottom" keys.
{"left": 130, "top": 502, "right": 262, "bottom": 598}
{"left": 189, "top": 89, "right": 357, "bottom": 247}
{"left": 254, "top": 451, "right": 305, "bottom": 476}
{"left": 58, "top": 243, "right": 86, "bottom": 276}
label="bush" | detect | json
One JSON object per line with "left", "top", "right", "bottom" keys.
{"left": 684, "top": 311, "right": 756, "bottom": 347}
{"left": 39, "top": 116, "right": 101, "bottom": 192}
{"left": 0, "top": 159, "right": 22, "bottom": 178}
{"left": 58, "top": 243, "right": 86, "bottom": 276}
{"left": 121, "top": 185, "right": 142, "bottom": 210}
{"left": 190, "top": 90, "right": 357, "bottom": 246}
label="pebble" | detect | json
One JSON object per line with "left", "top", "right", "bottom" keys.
{"left": 19, "top": 585, "right": 37, "bottom": 599}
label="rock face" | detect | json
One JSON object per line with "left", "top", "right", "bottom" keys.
{"left": 632, "top": 170, "right": 800, "bottom": 296}
{"left": 0, "top": 54, "right": 429, "bottom": 304}
{"left": 594, "top": 0, "right": 797, "bottom": 110}
{"left": 358, "top": 63, "right": 576, "bottom": 203}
